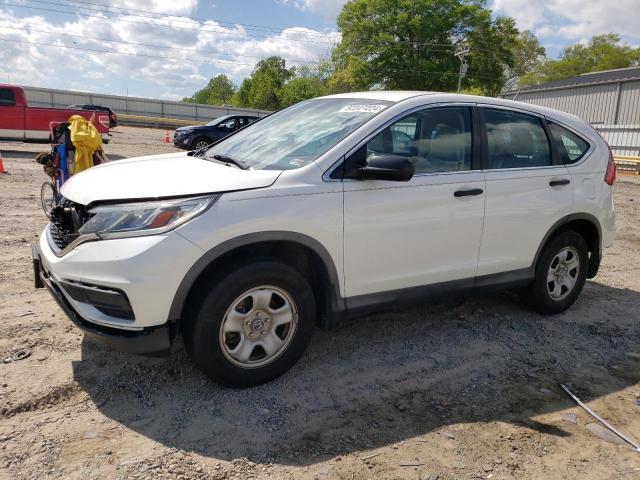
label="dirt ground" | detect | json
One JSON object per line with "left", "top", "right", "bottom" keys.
{"left": 1, "top": 126, "right": 639, "bottom": 480}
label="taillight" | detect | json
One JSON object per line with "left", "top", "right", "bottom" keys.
{"left": 604, "top": 146, "right": 617, "bottom": 185}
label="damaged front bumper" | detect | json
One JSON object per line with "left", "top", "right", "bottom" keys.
{"left": 32, "top": 244, "right": 173, "bottom": 357}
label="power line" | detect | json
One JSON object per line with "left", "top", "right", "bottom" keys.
{"left": 0, "top": 36, "right": 499, "bottom": 82}
{"left": 0, "top": 37, "right": 269, "bottom": 67}
{"left": 0, "top": 33, "right": 503, "bottom": 81}
{"left": 3, "top": 1, "right": 340, "bottom": 45}
{"left": 44, "top": 0, "right": 332, "bottom": 38}
{"left": 3, "top": 0, "right": 510, "bottom": 55}
{"left": 0, "top": 25, "right": 319, "bottom": 64}
{"left": 0, "top": 24, "right": 482, "bottom": 61}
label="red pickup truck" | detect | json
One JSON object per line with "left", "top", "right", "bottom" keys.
{"left": 0, "top": 84, "right": 110, "bottom": 142}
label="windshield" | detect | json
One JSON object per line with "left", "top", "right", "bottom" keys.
{"left": 206, "top": 115, "right": 232, "bottom": 126}
{"left": 204, "top": 98, "right": 393, "bottom": 170}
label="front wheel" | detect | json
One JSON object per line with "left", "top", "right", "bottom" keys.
{"left": 192, "top": 137, "right": 211, "bottom": 151}
{"left": 183, "top": 261, "right": 316, "bottom": 387}
{"left": 523, "top": 231, "right": 589, "bottom": 314}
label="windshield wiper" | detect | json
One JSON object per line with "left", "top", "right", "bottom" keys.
{"left": 212, "top": 154, "right": 250, "bottom": 170}
{"left": 188, "top": 144, "right": 210, "bottom": 158}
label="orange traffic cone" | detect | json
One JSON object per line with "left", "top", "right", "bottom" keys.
{"left": 164, "top": 130, "right": 171, "bottom": 144}
{"left": 0, "top": 151, "right": 6, "bottom": 174}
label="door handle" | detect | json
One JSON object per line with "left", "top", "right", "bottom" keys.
{"left": 454, "top": 188, "right": 484, "bottom": 197}
{"left": 549, "top": 179, "right": 571, "bottom": 187}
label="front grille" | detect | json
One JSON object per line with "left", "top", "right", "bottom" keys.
{"left": 48, "top": 200, "right": 89, "bottom": 251}
{"left": 48, "top": 220, "right": 70, "bottom": 250}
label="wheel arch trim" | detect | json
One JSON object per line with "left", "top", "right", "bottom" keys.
{"left": 533, "top": 213, "right": 602, "bottom": 278}
{"left": 168, "top": 231, "right": 344, "bottom": 322}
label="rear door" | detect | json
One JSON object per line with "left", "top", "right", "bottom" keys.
{"left": 477, "top": 106, "right": 574, "bottom": 277}
{"left": 0, "top": 87, "right": 24, "bottom": 140}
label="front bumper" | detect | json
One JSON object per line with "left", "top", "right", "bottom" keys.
{"left": 38, "top": 226, "right": 203, "bottom": 329}
{"left": 173, "top": 133, "right": 192, "bottom": 150}
{"left": 33, "top": 244, "right": 173, "bottom": 357}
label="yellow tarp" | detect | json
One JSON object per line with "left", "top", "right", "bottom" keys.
{"left": 68, "top": 115, "right": 103, "bottom": 174}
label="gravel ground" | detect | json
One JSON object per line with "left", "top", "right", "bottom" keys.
{"left": 1, "top": 126, "right": 639, "bottom": 480}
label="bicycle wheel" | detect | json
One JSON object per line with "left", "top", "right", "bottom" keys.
{"left": 40, "top": 181, "right": 57, "bottom": 216}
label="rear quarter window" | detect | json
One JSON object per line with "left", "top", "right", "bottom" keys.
{"left": 548, "top": 122, "right": 590, "bottom": 164}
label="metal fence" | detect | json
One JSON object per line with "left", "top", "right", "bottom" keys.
{"left": 500, "top": 80, "right": 640, "bottom": 157}
{"left": 21, "top": 85, "right": 270, "bottom": 124}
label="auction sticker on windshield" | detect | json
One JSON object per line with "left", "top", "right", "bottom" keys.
{"left": 339, "top": 104, "right": 388, "bottom": 113}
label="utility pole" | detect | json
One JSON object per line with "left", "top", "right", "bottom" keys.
{"left": 455, "top": 48, "right": 470, "bottom": 93}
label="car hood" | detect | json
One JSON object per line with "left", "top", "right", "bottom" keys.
{"left": 176, "top": 125, "right": 209, "bottom": 132}
{"left": 60, "top": 152, "right": 281, "bottom": 205}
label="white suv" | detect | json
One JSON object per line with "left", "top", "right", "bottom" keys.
{"left": 33, "top": 92, "right": 616, "bottom": 386}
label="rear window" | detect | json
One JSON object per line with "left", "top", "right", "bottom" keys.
{"left": 0, "top": 88, "right": 16, "bottom": 106}
{"left": 549, "top": 122, "right": 590, "bottom": 164}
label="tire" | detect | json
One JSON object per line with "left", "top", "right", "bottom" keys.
{"left": 523, "top": 231, "right": 589, "bottom": 314}
{"left": 40, "top": 181, "right": 57, "bottom": 216}
{"left": 192, "top": 137, "right": 211, "bottom": 151}
{"left": 182, "top": 261, "right": 316, "bottom": 387}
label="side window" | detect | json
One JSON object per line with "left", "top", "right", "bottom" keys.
{"left": 364, "top": 106, "right": 472, "bottom": 174}
{"left": 219, "top": 118, "right": 237, "bottom": 130}
{"left": 548, "top": 122, "right": 590, "bottom": 164}
{"left": 0, "top": 88, "right": 16, "bottom": 106}
{"left": 484, "top": 109, "right": 551, "bottom": 169}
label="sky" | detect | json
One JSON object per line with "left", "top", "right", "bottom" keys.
{"left": 0, "top": 0, "right": 638, "bottom": 100}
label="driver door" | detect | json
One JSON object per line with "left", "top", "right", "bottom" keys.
{"left": 342, "top": 105, "right": 486, "bottom": 301}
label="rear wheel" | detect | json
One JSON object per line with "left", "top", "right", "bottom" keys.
{"left": 183, "top": 261, "right": 316, "bottom": 387}
{"left": 523, "top": 231, "right": 589, "bottom": 314}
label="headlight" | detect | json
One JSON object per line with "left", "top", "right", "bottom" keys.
{"left": 78, "top": 195, "right": 218, "bottom": 239}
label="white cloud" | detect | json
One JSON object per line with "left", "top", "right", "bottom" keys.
{"left": 491, "top": 0, "right": 546, "bottom": 31}
{"left": 280, "top": 0, "right": 349, "bottom": 19}
{"left": 0, "top": 4, "right": 339, "bottom": 98}
{"left": 88, "top": 0, "right": 199, "bottom": 16}
{"left": 492, "top": 0, "right": 640, "bottom": 44}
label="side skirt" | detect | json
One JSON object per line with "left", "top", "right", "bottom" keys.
{"left": 343, "top": 268, "right": 534, "bottom": 319}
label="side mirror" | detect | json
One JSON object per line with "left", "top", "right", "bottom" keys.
{"left": 351, "top": 154, "right": 415, "bottom": 182}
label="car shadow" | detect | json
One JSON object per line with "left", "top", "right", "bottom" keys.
{"left": 72, "top": 281, "right": 640, "bottom": 466}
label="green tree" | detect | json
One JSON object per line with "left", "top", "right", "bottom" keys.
{"left": 332, "top": 0, "right": 520, "bottom": 95}
{"left": 520, "top": 34, "right": 640, "bottom": 87}
{"left": 279, "top": 62, "right": 333, "bottom": 106}
{"left": 232, "top": 78, "right": 253, "bottom": 107}
{"left": 503, "top": 30, "right": 546, "bottom": 90}
{"left": 183, "top": 74, "right": 236, "bottom": 105}
{"left": 326, "top": 56, "right": 365, "bottom": 93}
{"left": 231, "top": 56, "right": 293, "bottom": 109}
{"left": 280, "top": 76, "right": 327, "bottom": 107}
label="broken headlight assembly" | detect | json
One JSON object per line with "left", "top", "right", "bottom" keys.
{"left": 78, "top": 195, "right": 219, "bottom": 239}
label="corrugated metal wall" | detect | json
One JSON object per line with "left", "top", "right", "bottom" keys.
{"left": 618, "top": 81, "right": 640, "bottom": 125}
{"left": 596, "top": 125, "right": 640, "bottom": 156}
{"left": 501, "top": 80, "right": 640, "bottom": 156}
{"left": 21, "top": 86, "right": 270, "bottom": 122}
{"left": 501, "top": 83, "right": 622, "bottom": 124}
